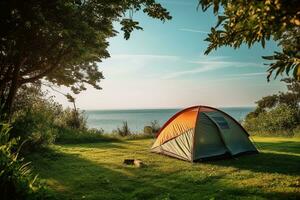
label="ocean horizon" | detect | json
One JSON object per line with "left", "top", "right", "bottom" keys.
{"left": 84, "top": 107, "right": 255, "bottom": 133}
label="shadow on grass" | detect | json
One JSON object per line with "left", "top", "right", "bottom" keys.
{"left": 209, "top": 152, "right": 300, "bottom": 176}
{"left": 57, "top": 139, "right": 130, "bottom": 150}
{"left": 256, "top": 140, "right": 300, "bottom": 154}
{"left": 27, "top": 148, "right": 170, "bottom": 200}
{"left": 55, "top": 135, "right": 121, "bottom": 145}
{"left": 27, "top": 145, "right": 300, "bottom": 200}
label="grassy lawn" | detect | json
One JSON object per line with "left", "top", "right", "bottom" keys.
{"left": 27, "top": 137, "right": 300, "bottom": 200}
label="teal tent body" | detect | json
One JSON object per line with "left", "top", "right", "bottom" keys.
{"left": 151, "top": 106, "right": 258, "bottom": 162}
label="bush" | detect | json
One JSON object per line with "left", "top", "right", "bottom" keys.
{"left": 54, "top": 128, "right": 116, "bottom": 144}
{"left": 116, "top": 121, "right": 131, "bottom": 137}
{"left": 244, "top": 104, "right": 298, "bottom": 136}
{"left": 54, "top": 108, "right": 87, "bottom": 131}
{"left": 150, "top": 120, "right": 161, "bottom": 134}
{"left": 0, "top": 124, "right": 51, "bottom": 200}
{"left": 11, "top": 98, "right": 60, "bottom": 152}
{"left": 11, "top": 86, "right": 89, "bottom": 151}
{"left": 144, "top": 126, "right": 153, "bottom": 135}
{"left": 143, "top": 120, "right": 161, "bottom": 137}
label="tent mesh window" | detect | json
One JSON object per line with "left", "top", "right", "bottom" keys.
{"left": 211, "top": 116, "right": 230, "bottom": 129}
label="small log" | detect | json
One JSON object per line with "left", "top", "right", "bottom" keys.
{"left": 123, "top": 159, "right": 145, "bottom": 167}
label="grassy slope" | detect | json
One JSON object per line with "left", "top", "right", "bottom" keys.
{"left": 27, "top": 137, "right": 300, "bottom": 200}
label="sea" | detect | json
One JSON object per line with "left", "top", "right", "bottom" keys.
{"left": 84, "top": 107, "right": 255, "bottom": 133}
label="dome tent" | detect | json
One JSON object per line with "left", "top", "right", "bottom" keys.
{"left": 151, "top": 106, "right": 258, "bottom": 162}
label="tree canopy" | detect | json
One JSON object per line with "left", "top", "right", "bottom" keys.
{"left": 0, "top": 0, "right": 171, "bottom": 117}
{"left": 198, "top": 0, "right": 300, "bottom": 81}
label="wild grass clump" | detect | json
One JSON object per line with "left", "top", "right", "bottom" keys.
{"left": 115, "top": 121, "right": 131, "bottom": 137}
{"left": 55, "top": 128, "right": 119, "bottom": 144}
{"left": 0, "top": 124, "right": 52, "bottom": 200}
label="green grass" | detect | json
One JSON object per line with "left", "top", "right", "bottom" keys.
{"left": 27, "top": 137, "right": 300, "bottom": 200}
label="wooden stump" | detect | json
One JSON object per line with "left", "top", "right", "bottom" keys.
{"left": 123, "top": 159, "right": 145, "bottom": 168}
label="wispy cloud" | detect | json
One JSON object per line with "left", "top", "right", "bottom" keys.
{"left": 162, "top": 65, "right": 223, "bottom": 79}
{"left": 160, "top": 0, "right": 196, "bottom": 6}
{"left": 208, "top": 72, "right": 268, "bottom": 83}
{"left": 161, "top": 57, "right": 263, "bottom": 79}
{"left": 229, "top": 72, "right": 267, "bottom": 77}
{"left": 110, "top": 54, "right": 179, "bottom": 60}
{"left": 190, "top": 60, "right": 262, "bottom": 67}
{"left": 179, "top": 28, "right": 210, "bottom": 34}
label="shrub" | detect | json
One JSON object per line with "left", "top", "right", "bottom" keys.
{"left": 116, "top": 121, "right": 131, "bottom": 137}
{"left": 144, "top": 126, "right": 153, "bottom": 135}
{"left": 244, "top": 104, "right": 298, "bottom": 136}
{"left": 11, "top": 86, "right": 90, "bottom": 150}
{"left": 0, "top": 124, "right": 51, "bottom": 200}
{"left": 55, "top": 128, "right": 114, "bottom": 144}
{"left": 54, "top": 108, "right": 87, "bottom": 131}
{"left": 294, "top": 126, "right": 300, "bottom": 138}
{"left": 143, "top": 120, "right": 161, "bottom": 137}
{"left": 11, "top": 98, "right": 60, "bottom": 152}
{"left": 150, "top": 120, "right": 161, "bottom": 134}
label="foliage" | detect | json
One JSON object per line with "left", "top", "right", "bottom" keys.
{"left": 244, "top": 78, "right": 299, "bottom": 136}
{"left": 55, "top": 108, "right": 87, "bottom": 131}
{"left": 150, "top": 120, "right": 161, "bottom": 133}
{"left": 0, "top": 124, "right": 51, "bottom": 200}
{"left": 144, "top": 120, "right": 161, "bottom": 136}
{"left": 26, "top": 137, "right": 300, "bottom": 199}
{"left": 247, "top": 78, "right": 300, "bottom": 118}
{"left": 244, "top": 104, "right": 298, "bottom": 136}
{"left": 198, "top": 0, "right": 300, "bottom": 81}
{"left": 11, "top": 91, "right": 61, "bottom": 152}
{"left": 55, "top": 128, "right": 119, "bottom": 144}
{"left": 11, "top": 85, "right": 88, "bottom": 151}
{"left": 116, "top": 121, "right": 131, "bottom": 137}
{"left": 0, "top": 0, "right": 171, "bottom": 117}
{"left": 143, "top": 126, "right": 153, "bottom": 135}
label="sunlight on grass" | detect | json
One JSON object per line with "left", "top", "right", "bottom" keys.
{"left": 27, "top": 137, "right": 300, "bottom": 200}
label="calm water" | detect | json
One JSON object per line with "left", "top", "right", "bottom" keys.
{"left": 84, "top": 107, "right": 254, "bottom": 133}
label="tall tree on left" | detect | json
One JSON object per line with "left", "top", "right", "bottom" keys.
{"left": 0, "top": 0, "right": 171, "bottom": 119}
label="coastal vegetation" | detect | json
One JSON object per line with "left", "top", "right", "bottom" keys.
{"left": 243, "top": 78, "right": 300, "bottom": 137}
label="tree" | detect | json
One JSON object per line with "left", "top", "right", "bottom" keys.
{"left": 0, "top": 0, "right": 171, "bottom": 118}
{"left": 247, "top": 78, "right": 300, "bottom": 118}
{"left": 244, "top": 78, "right": 300, "bottom": 134}
{"left": 198, "top": 0, "right": 300, "bottom": 81}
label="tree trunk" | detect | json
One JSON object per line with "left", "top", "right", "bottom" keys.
{"left": 2, "top": 65, "right": 21, "bottom": 121}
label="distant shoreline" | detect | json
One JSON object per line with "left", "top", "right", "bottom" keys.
{"left": 83, "top": 106, "right": 256, "bottom": 112}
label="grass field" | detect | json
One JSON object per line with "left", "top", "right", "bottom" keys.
{"left": 27, "top": 137, "right": 300, "bottom": 200}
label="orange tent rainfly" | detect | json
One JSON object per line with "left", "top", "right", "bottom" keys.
{"left": 151, "top": 106, "right": 258, "bottom": 162}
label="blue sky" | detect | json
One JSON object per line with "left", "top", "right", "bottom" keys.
{"left": 54, "top": 0, "right": 286, "bottom": 109}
